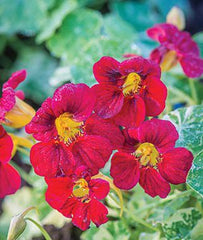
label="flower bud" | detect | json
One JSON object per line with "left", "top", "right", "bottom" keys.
{"left": 166, "top": 6, "right": 185, "bottom": 30}
{"left": 7, "top": 214, "right": 27, "bottom": 240}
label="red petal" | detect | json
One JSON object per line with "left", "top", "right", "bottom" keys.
{"left": 72, "top": 202, "right": 91, "bottom": 231}
{"left": 71, "top": 135, "right": 113, "bottom": 175}
{"left": 3, "top": 69, "right": 26, "bottom": 90}
{"left": 139, "top": 167, "right": 170, "bottom": 198}
{"left": 0, "top": 88, "right": 16, "bottom": 121}
{"left": 113, "top": 96, "right": 145, "bottom": 128}
{"left": 25, "top": 97, "right": 57, "bottom": 142}
{"left": 119, "top": 128, "right": 138, "bottom": 153}
{"left": 93, "top": 56, "right": 121, "bottom": 84}
{"left": 129, "top": 118, "right": 179, "bottom": 153}
{"left": 0, "top": 126, "right": 13, "bottom": 163}
{"left": 179, "top": 55, "right": 203, "bottom": 78}
{"left": 30, "top": 141, "right": 75, "bottom": 178}
{"left": 90, "top": 199, "right": 108, "bottom": 227}
{"left": 110, "top": 152, "right": 140, "bottom": 190}
{"left": 15, "top": 90, "right": 25, "bottom": 100}
{"left": 45, "top": 177, "right": 73, "bottom": 210}
{"left": 150, "top": 46, "right": 167, "bottom": 64}
{"left": 158, "top": 147, "right": 193, "bottom": 184}
{"left": 144, "top": 78, "right": 167, "bottom": 116}
{"left": 52, "top": 83, "right": 95, "bottom": 121}
{"left": 0, "top": 163, "right": 21, "bottom": 198}
{"left": 92, "top": 84, "right": 124, "bottom": 119}
{"left": 89, "top": 178, "right": 110, "bottom": 200}
{"left": 85, "top": 114, "right": 124, "bottom": 149}
{"left": 120, "top": 57, "right": 160, "bottom": 79}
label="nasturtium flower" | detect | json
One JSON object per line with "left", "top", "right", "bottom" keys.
{"left": 92, "top": 56, "right": 167, "bottom": 128}
{"left": 45, "top": 166, "right": 109, "bottom": 231}
{"left": 0, "top": 70, "right": 35, "bottom": 128}
{"left": 26, "top": 83, "right": 123, "bottom": 178}
{"left": 147, "top": 23, "right": 203, "bottom": 78}
{"left": 110, "top": 119, "right": 193, "bottom": 198}
{"left": 0, "top": 126, "right": 21, "bottom": 198}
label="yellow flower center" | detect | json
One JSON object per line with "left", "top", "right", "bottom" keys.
{"left": 55, "top": 112, "right": 83, "bottom": 143}
{"left": 72, "top": 178, "right": 89, "bottom": 198}
{"left": 134, "top": 142, "right": 159, "bottom": 166}
{"left": 122, "top": 72, "right": 141, "bottom": 96}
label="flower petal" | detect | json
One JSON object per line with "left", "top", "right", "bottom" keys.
{"left": 93, "top": 56, "right": 121, "bottom": 84}
{"left": 45, "top": 177, "right": 73, "bottom": 210}
{"left": 139, "top": 167, "right": 170, "bottom": 198}
{"left": 3, "top": 69, "right": 26, "bottom": 90}
{"left": 158, "top": 147, "right": 193, "bottom": 184}
{"left": 85, "top": 114, "right": 124, "bottom": 149}
{"left": 113, "top": 96, "right": 145, "bottom": 128}
{"left": 179, "top": 55, "right": 203, "bottom": 78}
{"left": 0, "top": 126, "right": 13, "bottom": 163}
{"left": 71, "top": 135, "right": 113, "bottom": 175}
{"left": 89, "top": 178, "right": 110, "bottom": 200}
{"left": 52, "top": 83, "right": 95, "bottom": 121}
{"left": 110, "top": 152, "right": 140, "bottom": 190}
{"left": 0, "top": 163, "right": 21, "bottom": 198}
{"left": 25, "top": 97, "right": 57, "bottom": 142}
{"left": 120, "top": 56, "right": 161, "bottom": 79}
{"left": 129, "top": 118, "right": 179, "bottom": 153}
{"left": 30, "top": 141, "right": 75, "bottom": 178}
{"left": 144, "top": 78, "right": 167, "bottom": 116}
{"left": 72, "top": 202, "right": 91, "bottom": 231}
{"left": 92, "top": 84, "right": 124, "bottom": 119}
{"left": 90, "top": 199, "right": 108, "bottom": 227}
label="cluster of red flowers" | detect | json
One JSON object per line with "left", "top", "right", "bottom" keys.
{"left": 26, "top": 53, "right": 193, "bottom": 230}
{"left": 2, "top": 18, "right": 201, "bottom": 231}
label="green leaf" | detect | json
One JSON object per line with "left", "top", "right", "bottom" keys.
{"left": 110, "top": 1, "right": 162, "bottom": 32}
{"left": 81, "top": 221, "right": 130, "bottom": 240}
{"left": 46, "top": 10, "right": 138, "bottom": 86}
{"left": 0, "top": 0, "right": 52, "bottom": 36}
{"left": 163, "top": 105, "right": 203, "bottom": 196}
{"left": 46, "top": 8, "right": 103, "bottom": 58}
{"left": 193, "top": 32, "right": 203, "bottom": 58}
{"left": 10, "top": 45, "right": 58, "bottom": 104}
{"left": 36, "top": 0, "right": 79, "bottom": 43}
{"left": 162, "top": 208, "right": 201, "bottom": 240}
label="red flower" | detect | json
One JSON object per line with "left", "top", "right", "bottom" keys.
{"left": 110, "top": 119, "right": 193, "bottom": 198}
{"left": 45, "top": 166, "right": 109, "bottom": 231}
{"left": 26, "top": 83, "right": 123, "bottom": 178}
{"left": 147, "top": 23, "right": 203, "bottom": 78}
{"left": 0, "top": 70, "right": 35, "bottom": 128}
{"left": 92, "top": 56, "right": 167, "bottom": 127}
{"left": 0, "top": 126, "right": 21, "bottom": 198}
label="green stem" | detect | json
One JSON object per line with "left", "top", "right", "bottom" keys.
{"left": 25, "top": 217, "right": 52, "bottom": 240}
{"left": 188, "top": 78, "right": 198, "bottom": 105}
{"left": 135, "top": 189, "right": 193, "bottom": 214}
{"left": 10, "top": 161, "right": 33, "bottom": 186}
{"left": 108, "top": 193, "right": 158, "bottom": 232}
{"left": 17, "top": 147, "right": 30, "bottom": 157}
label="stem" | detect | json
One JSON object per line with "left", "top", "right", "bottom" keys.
{"left": 135, "top": 189, "right": 193, "bottom": 214}
{"left": 188, "top": 78, "right": 198, "bottom": 105}
{"left": 10, "top": 161, "right": 33, "bottom": 186}
{"left": 25, "top": 217, "right": 52, "bottom": 240}
{"left": 17, "top": 147, "right": 30, "bottom": 157}
{"left": 108, "top": 193, "right": 158, "bottom": 232}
